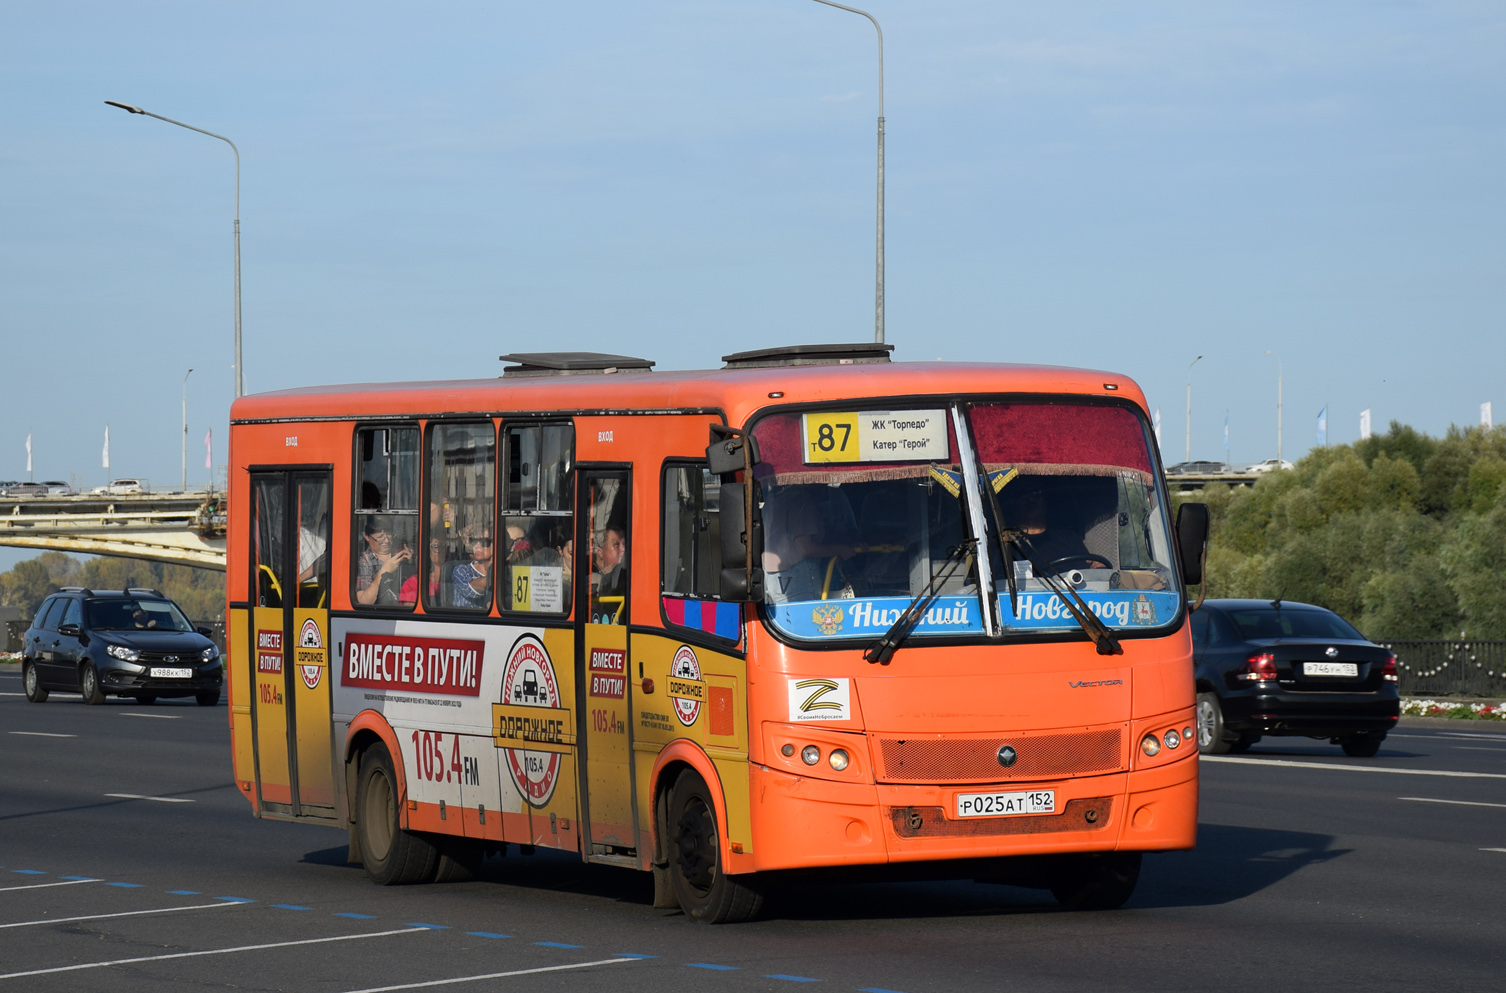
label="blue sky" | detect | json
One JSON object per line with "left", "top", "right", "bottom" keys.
{"left": 2, "top": 0, "right": 1502, "bottom": 517}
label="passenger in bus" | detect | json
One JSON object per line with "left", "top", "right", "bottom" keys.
{"left": 594, "top": 525, "right": 627, "bottom": 600}
{"left": 1001, "top": 480, "right": 1095, "bottom": 574}
{"left": 451, "top": 524, "right": 493, "bottom": 609}
{"left": 400, "top": 536, "right": 445, "bottom": 604}
{"left": 297, "top": 517, "right": 328, "bottom": 583}
{"left": 355, "top": 517, "right": 413, "bottom": 606}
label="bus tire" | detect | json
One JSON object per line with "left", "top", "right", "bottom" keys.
{"left": 23, "top": 662, "right": 48, "bottom": 703}
{"left": 1049, "top": 852, "right": 1141, "bottom": 910}
{"left": 356, "top": 744, "right": 437, "bottom": 885}
{"left": 431, "top": 836, "right": 484, "bottom": 883}
{"left": 667, "top": 770, "right": 762, "bottom": 924}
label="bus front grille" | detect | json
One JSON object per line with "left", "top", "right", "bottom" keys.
{"left": 873, "top": 728, "right": 1124, "bottom": 783}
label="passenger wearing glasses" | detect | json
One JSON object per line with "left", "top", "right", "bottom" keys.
{"left": 451, "top": 524, "right": 494, "bottom": 609}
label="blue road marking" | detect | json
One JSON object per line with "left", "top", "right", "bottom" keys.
{"left": 466, "top": 931, "right": 511, "bottom": 939}
{"left": 335, "top": 913, "right": 377, "bottom": 919}
{"left": 616, "top": 954, "right": 658, "bottom": 960}
{"left": 167, "top": 890, "right": 200, "bottom": 895}
{"left": 534, "top": 941, "right": 583, "bottom": 948}
{"left": 272, "top": 904, "right": 311, "bottom": 910}
{"left": 688, "top": 964, "right": 740, "bottom": 971}
{"left": 767, "top": 976, "right": 821, "bottom": 983}
{"left": 405, "top": 922, "right": 450, "bottom": 930}
{"left": 859, "top": 988, "right": 909, "bottom": 992}
{"left": 12, "top": 870, "right": 44, "bottom": 875}
{"left": 62, "top": 876, "right": 94, "bottom": 881}
{"left": 106, "top": 882, "right": 142, "bottom": 888}
{"left": 216, "top": 897, "right": 256, "bottom": 903}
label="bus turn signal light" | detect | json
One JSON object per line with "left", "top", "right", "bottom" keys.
{"left": 1141, "top": 733, "right": 1161, "bottom": 757}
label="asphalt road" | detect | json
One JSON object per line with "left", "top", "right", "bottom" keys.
{"left": 2, "top": 663, "right": 1503, "bottom": 993}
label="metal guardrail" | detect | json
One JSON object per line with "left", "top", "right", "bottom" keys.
{"left": 1383, "top": 640, "right": 1506, "bottom": 697}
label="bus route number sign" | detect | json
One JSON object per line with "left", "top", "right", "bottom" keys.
{"left": 802, "top": 410, "right": 948, "bottom": 465}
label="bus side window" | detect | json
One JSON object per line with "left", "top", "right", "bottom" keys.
{"left": 352, "top": 425, "right": 420, "bottom": 610}
{"left": 500, "top": 422, "right": 574, "bottom": 616}
{"left": 425, "top": 422, "right": 497, "bottom": 612}
{"left": 662, "top": 463, "right": 734, "bottom": 640}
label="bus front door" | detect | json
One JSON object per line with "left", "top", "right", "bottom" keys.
{"left": 249, "top": 470, "right": 336, "bottom": 820}
{"left": 576, "top": 469, "right": 639, "bottom": 861}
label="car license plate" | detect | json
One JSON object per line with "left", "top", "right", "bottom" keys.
{"left": 956, "top": 789, "right": 1055, "bottom": 819}
{"left": 150, "top": 667, "right": 193, "bottom": 679}
{"left": 1303, "top": 662, "right": 1358, "bottom": 677}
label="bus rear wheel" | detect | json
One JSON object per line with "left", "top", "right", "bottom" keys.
{"left": 667, "top": 770, "right": 762, "bottom": 924}
{"left": 1049, "top": 852, "right": 1141, "bottom": 910}
{"left": 355, "top": 743, "right": 437, "bottom": 885}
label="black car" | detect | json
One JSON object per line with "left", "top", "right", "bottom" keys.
{"left": 1191, "top": 599, "right": 1398, "bottom": 757}
{"left": 21, "top": 588, "right": 223, "bottom": 706}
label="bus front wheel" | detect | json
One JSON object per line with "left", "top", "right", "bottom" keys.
{"left": 355, "top": 743, "right": 438, "bottom": 885}
{"left": 667, "top": 770, "right": 763, "bottom": 924}
{"left": 1049, "top": 852, "right": 1141, "bottom": 910}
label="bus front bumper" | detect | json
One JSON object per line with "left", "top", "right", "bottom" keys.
{"left": 742, "top": 751, "right": 1198, "bottom": 873}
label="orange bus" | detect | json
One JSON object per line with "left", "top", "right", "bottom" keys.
{"left": 225, "top": 344, "right": 1209, "bottom": 922}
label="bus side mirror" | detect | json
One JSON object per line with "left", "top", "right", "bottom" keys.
{"left": 1176, "top": 502, "right": 1209, "bottom": 586}
{"left": 706, "top": 425, "right": 764, "bottom": 602}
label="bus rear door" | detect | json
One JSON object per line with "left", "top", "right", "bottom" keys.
{"left": 249, "top": 469, "right": 335, "bottom": 819}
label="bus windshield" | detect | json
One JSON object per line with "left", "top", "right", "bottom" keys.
{"left": 751, "top": 407, "right": 982, "bottom": 642}
{"left": 750, "top": 400, "right": 1180, "bottom": 644}
{"left": 968, "top": 401, "right": 1179, "bottom": 634}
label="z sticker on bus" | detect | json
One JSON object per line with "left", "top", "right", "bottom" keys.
{"left": 788, "top": 677, "right": 850, "bottom": 722}
{"left": 498, "top": 635, "right": 565, "bottom": 807}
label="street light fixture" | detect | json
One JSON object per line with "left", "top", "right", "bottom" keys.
{"left": 1185, "top": 355, "right": 1203, "bottom": 463}
{"left": 182, "top": 368, "right": 194, "bottom": 493}
{"left": 1265, "top": 349, "right": 1283, "bottom": 463}
{"left": 809, "top": 0, "right": 885, "bottom": 345}
{"left": 105, "top": 100, "right": 244, "bottom": 399}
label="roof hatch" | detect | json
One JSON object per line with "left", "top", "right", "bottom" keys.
{"left": 498, "top": 352, "right": 656, "bottom": 378}
{"left": 721, "top": 342, "right": 894, "bottom": 369}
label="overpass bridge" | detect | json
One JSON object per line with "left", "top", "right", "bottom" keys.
{"left": 0, "top": 492, "right": 226, "bottom": 571}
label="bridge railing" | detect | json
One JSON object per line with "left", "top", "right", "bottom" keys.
{"left": 1383, "top": 639, "right": 1506, "bottom": 697}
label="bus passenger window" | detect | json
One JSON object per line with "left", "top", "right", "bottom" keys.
{"left": 501, "top": 423, "right": 573, "bottom": 615}
{"left": 425, "top": 422, "right": 496, "bottom": 611}
{"left": 353, "top": 426, "right": 419, "bottom": 610}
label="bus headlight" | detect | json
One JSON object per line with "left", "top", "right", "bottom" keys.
{"left": 1163, "top": 729, "right": 1181, "bottom": 750}
{"left": 1140, "top": 733, "right": 1162, "bottom": 757}
{"left": 828, "top": 749, "right": 849, "bottom": 771}
{"left": 801, "top": 745, "right": 821, "bottom": 766}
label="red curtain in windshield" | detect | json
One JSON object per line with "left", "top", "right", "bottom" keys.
{"left": 968, "top": 403, "right": 1153, "bottom": 473}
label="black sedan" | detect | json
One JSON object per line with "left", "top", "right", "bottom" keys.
{"left": 22, "top": 588, "right": 223, "bottom": 706}
{"left": 1192, "top": 599, "right": 1398, "bottom": 757}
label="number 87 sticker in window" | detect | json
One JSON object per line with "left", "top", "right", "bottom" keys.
{"left": 801, "top": 410, "right": 949, "bottom": 465}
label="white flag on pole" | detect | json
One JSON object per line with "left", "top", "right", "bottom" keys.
{"left": 1359, "top": 408, "right": 1372, "bottom": 440}
{"left": 1483, "top": 402, "right": 1494, "bottom": 430}
{"left": 205, "top": 428, "right": 213, "bottom": 470}
{"left": 103, "top": 425, "right": 110, "bottom": 470}
{"left": 25, "top": 431, "right": 32, "bottom": 475}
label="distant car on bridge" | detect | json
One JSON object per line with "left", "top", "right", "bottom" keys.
{"left": 41, "top": 481, "right": 74, "bottom": 495}
{"left": 91, "top": 478, "right": 150, "bottom": 495}
{"left": 1248, "top": 458, "right": 1295, "bottom": 473}
{"left": 3, "top": 482, "right": 48, "bottom": 496}
{"left": 1165, "top": 460, "right": 1227, "bottom": 475}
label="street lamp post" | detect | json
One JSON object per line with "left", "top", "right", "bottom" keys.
{"left": 1185, "top": 355, "right": 1203, "bottom": 464}
{"left": 809, "top": 0, "right": 884, "bottom": 345}
{"left": 106, "top": 101, "right": 243, "bottom": 399}
{"left": 1265, "top": 350, "right": 1283, "bottom": 463}
{"left": 182, "top": 368, "right": 194, "bottom": 493}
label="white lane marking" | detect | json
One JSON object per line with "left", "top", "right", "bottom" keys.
{"left": 1483, "top": 848, "right": 1506, "bottom": 853}
{"left": 1391, "top": 732, "right": 1506, "bottom": 742}
{"left": 0, "top": 879, "right": 99, "bottom": 893}
{"left": 0, "top": 927, "right": 425, "bottom": 980}
{"left": 0, "top": 693, "right": 27, "bottom": 697}
{"left": 8, "top": 732, "right": 76, "bottom": 738}
{"left": 120, "top": 713, "right": 181, "bottom": 720}
{"left": 1452, "top": 746, "right": 1506, "bottom": 752}
{"left": 1201, "top": 756, "right": 1506, "bottom": 779}
{"left": 0, "top": 900, "right": 239, "bottom": 930}
{"left": 104, "top": 793, "right": 194, "bottom": 803}
{"left": 339, "top": 958, "right": 641, "bottom": 993}
{"left": 1399, "top": 797, "right": 1506, "bottom": 809}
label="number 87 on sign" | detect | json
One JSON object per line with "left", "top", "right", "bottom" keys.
{"left": 802, "top": 412, "right": 860, "bottom": 464}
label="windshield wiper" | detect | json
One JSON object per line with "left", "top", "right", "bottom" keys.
{"left": 1006, "top": 530, "right": 1122, "bottom": 655}
{"left": 974, "top": 461, "right": 1120, "bottom": 656}
{"left": 864, "top": 539, "right": 976, "bottom": 666}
